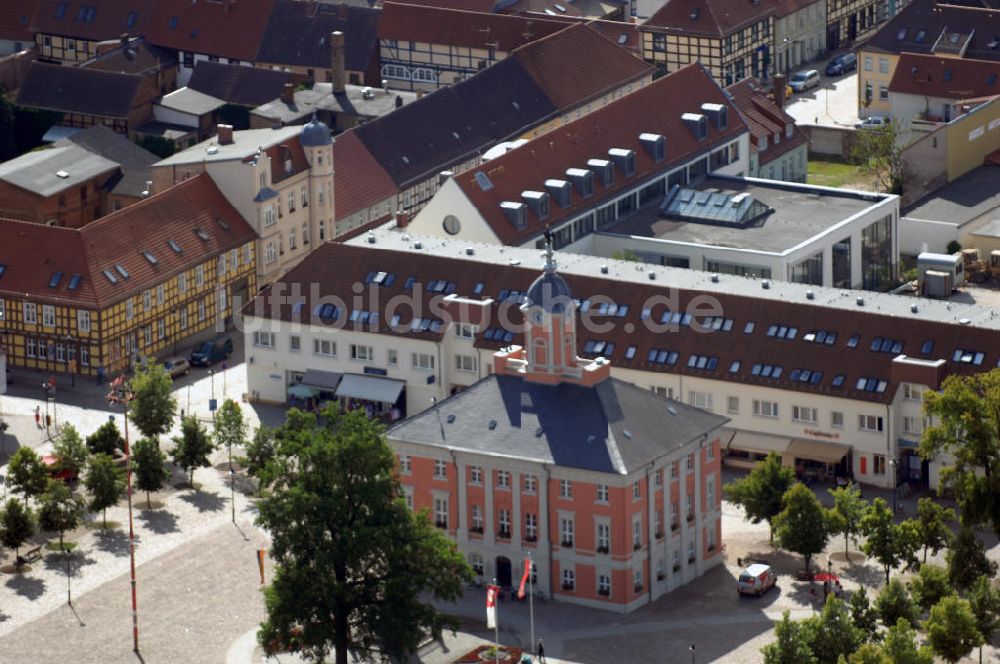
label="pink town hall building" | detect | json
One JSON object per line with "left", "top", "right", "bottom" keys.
{"left": 387, "top": 244, "right": 728, "bottom": 612}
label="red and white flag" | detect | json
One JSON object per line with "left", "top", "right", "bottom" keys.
{"left": 486, "top": 584, "right": 500, "bottom": 629}
{"left": 517, "top": 558, "right": 531, "bottom": 599}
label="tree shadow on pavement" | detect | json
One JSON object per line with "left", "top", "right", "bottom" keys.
{"left": 179, "top": 489, "right": 226, "bottom": 513}
{"left": 138, "top": 509, "right": 181, "bottom": 534}
{"left": 840, "top": 562, "right": 886, "bottom": 588}
{"left": 6, "top": 574, "right": 46, "bottom": 600}
{"left": 94, "top": 528, "right": 131, "bottom": 557}
{"left": 43, "top": 551, "right": 98, "bottom": 577}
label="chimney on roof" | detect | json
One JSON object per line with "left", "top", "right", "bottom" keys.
{"left": 120, "top": 33, "right": 129, "bottom": 49}
{"left": 330, "top": 31, "right": 346, "bottom": 95}
{"left": 396, "top": 210, "right": 410, "bottom": 229}
{"left": 281, "top": 82, "right": 295, "bottom": 104}
{"left": 217, "top": 124, "right": 234, "bottom": 145}
{"left": 772, "top": 73, "right": 786, "bottom": 110}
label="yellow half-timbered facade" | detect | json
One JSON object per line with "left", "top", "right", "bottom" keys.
{"left": 0, "top": 173, "right": 256, "bottom": 379}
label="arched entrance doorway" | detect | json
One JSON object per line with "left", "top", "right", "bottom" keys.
{"left": 495, "top": 556, "right": 512, "bottom": 587}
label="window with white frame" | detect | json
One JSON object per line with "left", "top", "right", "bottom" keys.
{"left": 77, "top": 309, "right": 91, "bottom": 332}
{"left": 832, "top": 411, "right": 844, "bottom": 428}
{"left": 792, "top": 406, "right": 818, "bottom": 423}
{"left": 562, "top": 568, "right": 575, "bottom": 590}
{"left": 903, "top": 416, "right": 927, "bottom": 435}
{"left": 411, "top": 67, "right": 437, "bottom": 83}
{"left": 873, "top": 454, "right": 886, "bottom": 475}
{"left": 498, "top": 509, "right": 511, "bottom": 537}
{"left": 596, "top": 483, "right": 609, "bottom": 503}
{"left": 469, "top": 466, "right": 482, "bottom": 485}
{"left": 313, "top": 339, "right": 336, "bottom": 356}
{"left": 707, "top": 476, "right": 715, "bottom": 509}
{"left": 598, "top": 573, "right": 611, "bottom": 595}
{"left": 634, "top": 569, "right": 643, "bottom": 591}
{"left": 434, "top": 497, "right": 448, "bottom": 528}
{"left": 688, "top": 391, "right": 713, "bottom": 411}
{"left": 670, "top": 461, "right": 678, "bottom": 480}
{"left": 179, "top": 307, "right": 188, "bottom": 329}
{"left": 143, "top": 290, "right": 151, "bottom": 310}
{"left": 351, "top": 344, "right": 374, "bottom": 361}
{"left": 727, "top": 396, "right": 739, "bottom": 414}
{"left": 859, "top": 414, "right": 884, "bottom": 432}
{"left": 455, "top": 354, "right": 477, "bottom": 372}
{"left": 686, "top": 453, "right": 694, "bottom": 472}
{"left": 471, "top": 505, "right": 483, "bottom": 531}
{"left": 178, "top": 272, "right": 187, "bottom": 294}
{"left": 469, "top": 552, "right": 483, "bottom": 575}
{"left": 264, "top": 243, "right": 277, "bottom": 265}
{"left": 455, "top": 323, "right": 477, "bottom": 340}
{"left": 525, "top": 513, "right": 538, "bottom": 540}
{"left": 218, "top": 287, "right": 227, "bottom": 313}
{"left": 381, "top": 63, "right": 409, "bottom": 79}
{"left": 903, "top": 384, "right": 925, "bottom": 401}
{"left": 0, "top": 300, "right": 4, "bottom": 321}
{"left": 597, "top": 522, "right": 610, "bottom": 552}
{"left": 753, "top": 400, "right": 779, "bottom": 418}
{"left": 217, "top": 255, "right": 226, "bottom": 276}
{"left": 707, "top": 443, "right": 715, "bottom": 461}
{"left": 523, "top": 475, "right": 537, "bottom": 492}
{"left": 560, "top": 479, "right": 572, "bottom": 498}
{"left": 195, "top": 265, "right": 204, "bottom": 287}
{"left": 125, "top": 299, "right": 134, "bottom": 320}
{"left": 633, "top": 480, "right": 641, "bottom": 500}
{"left": 688, "top": 541, "right": 696, "bottom": 562}
{"left": 253, "top": 331, "right": 275, "bottom": 348}
{"left": 632, "top": 518, "right": 642, "bottom": 549}
{"left": 560, "top": 517, "right": 574, "bottom": 546}
{"left": 412, "top": 352, "right": 434, "bottom": 370}
{"left": 230, "top": 249, "right": 238, "bottom": 272}
{"left": 496, "top": 470, "right": 510, "bottom": 489}
{"left": 198, "top": 299, "right": 206, "bottom": 321}
{"left": 654, "top": 469, "right": 663, "bottom": 487}
{"left": 434, "top": 460, "right": 447, "bottom": 479}
{"left": 686, "top": 494, "right": 694, "bottom": 521}
{"left": 157, "top": 318, "right": 165, "bottom": 340}
{"left": 289, "top": 335, "right": 301, "bottom": 352}
{"left": 398, "top": 454, "right": 411, "bottom": 474}
{"left": 708, "top": 527, "right": 717, "bottom": 551}
{"left": 156, "top": 284, "right": 165, "bottom": 305}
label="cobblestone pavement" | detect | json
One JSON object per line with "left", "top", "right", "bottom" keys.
{"left": 783, "top": 71, "right": 861, "bottom": 128}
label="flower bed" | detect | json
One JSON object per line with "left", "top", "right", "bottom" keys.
{"left": 454, "top": 644, "right": 524, "bottom": 663}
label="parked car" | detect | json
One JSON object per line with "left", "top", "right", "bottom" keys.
{"left": 789, "top": 69, "right": 820, "bottom": 93}
{"left": 856, "top": 115, "right": 889, "bottom": 129}
{"left": 825, "top": 52, "right": 857, "bottom": 76}
{"left": 189, "top": 336, "right": 233, "bottom": 367}
{"left": 738, "top": 563, "right": 778, "bottom": 596}
{"left": 163, "top": 357, "right": 191, "bottom": 378}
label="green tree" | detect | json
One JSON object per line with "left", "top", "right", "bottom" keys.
{"left": 966, "top": 576, "right": 1000, "bottom": 664}
{"left": 38, "top": 480, "right": 85, "bottom": 551}
{"left": 724, "top": 451, "right": 796, "bottom": 542}
{"left": 923, "top": 596, "right": 983, "bottom": 663}
{"left": 0, "top": 87, "right": 16, "bottom": 161}
{"left": 6, "top": 447, "right": 48, "bottom": 506}
{"left": 802, "top": 596, "right": 863, "bottom": 664}
{"left": 881, "top": 618, "right": 933, "bottom": 664}
{"left": 875, "top": 579, "right": 918, "bottom": 630}
{"left": 850, "top": 120, "right": 904, "bottom": 194}
{"left": 128, "top": 362, "right": 177, "bottom": 441}
{"left": 828, "top": 484, "right": 866, "bottom": 556}
{"left": 763, "top": 611, "right": 817, "bottom": 664}
{"left": 0, "top": 497, "right": 36, "bottom": 568}
{"left": 861, "top": 498, "right": 918, "bottom": 584}
{"left": 946, "top": 526, "right": 998, "bottom": 593}
{"left": 849, "top": 586, "right": 879, "bottom": 642}
{"left": 132, "top": 438, "right": 170, "bottom": 509}
{"left": 53, "top": 424, "right": 89, "bottom": 479}
{"left": 847, "top": 644, "right": 889, "bottom": 664}
{"left": 919, "top": 369, "right": 1000, "bottom": 536}
{"left": 256, "top": 408, "right": 471, "bottom": 664}
{"left": 86, "top": 420, "right": 125, "bottom": 456}
{"left": 774, "top": 482, "right": 829, "bottom": 574}
{"left": 134, "top": 134, "right": 175, "bottom": 159}
{"left": 611, "top": 249, "right": 642, "bottom": 262}
{"left": 240, "top": 426, "right": 277, "bottom": 496}
{"left": 172, "top": 416, "right": 215, "bottom": 488}
{"left": 910, "top": 497, "right": 955, "bottom": 563}
{"left": 84, "top": 453, "right": 125, "bottom": 527}
{"left": 908, "top": 563, "right": 954, "bottom": 612}
{"left": 214, "top": 399, "right": 248, "bottom": 470}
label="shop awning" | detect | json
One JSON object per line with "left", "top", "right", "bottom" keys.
{"left": 300, "top": 369, "right": 342, "bottom": 391}
{"left": 785, "top": 439, "right": 851, "bottom": 464}
{"left": 724, "top": 429, "right": 791, "bottom": 455}
{"left": 334, "top": 374, "right": 405, "bottom": 404}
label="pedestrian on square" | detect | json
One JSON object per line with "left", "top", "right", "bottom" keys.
{"left": 34, "top": 406, "right": 41, "bottom": 429}
{"left": 537, "top": 639, "right": 546, "bottom": 663}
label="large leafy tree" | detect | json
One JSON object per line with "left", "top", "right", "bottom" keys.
{"left": 86, "top": 420, "right": 125, "bottom": 457}
{"left": 214, "top": 399, "right": 248, "bottom": 470}
{"left": 133, "top": 438, "right": 170, "bottom": 509}
{"left": 6, "top": 447, "right": 48, "bottom": 506}
{"left": 908, "top": 563, "right": 954, "bottom": 612}
{"left": 861, "top": 498, "right": 919, "bottom": 584}
{"left": 53, "top": 424, "right": 88, "bottom": 479}
{"left": 919, "top": 368, "right": 1000, "bottom": 536}
{"left": 85, "top": 453, "right": 125, "bottom": 527}
{"left": 966, "top": 576, "right": 1000, "bottom": 664}
{"left": 0, "top": 498, "right": 36, "bottom": 568}
{"left": 724, "top": 451, "right": 795, "bottom": 542}
{"left": 946, "top": 526, "right": 997, "bottom": 593}
{"left": 923, "top": 596, "right": 983, "bottom": 663}
{"left": 761, "top": 611, "right": 816, "bottom": 664}
{"left": 849, "top": 586, "right": 879, "bottom": 642}
{"left": 847, "top": 644, "right": 888, "bottom": 664}
{"left": 128, "top": 362, "right": 177, "bottom": 440}
{"left": 256, "top": 407, "right": 471, "bottom": 664}
{"left": 39, "top": 480, "right": 85, "bottom": 551}
{"left": 875, "top": 579, "right": 918, "bottom": 630}
{"left": 172, "top": 416, "right": 215, "bottom": 488}
{"left": 773, "top": 483, "right": 829, "bottom": 574}
{"left": 880, "top": 618, "right": 934, "bottom": 664}
{"left": 908, "top": 497, "right": 955, "bottom": 564}
{"left": 850, "top": 120, "right": 904, "bottom": 194}
{"left": 240, "top": 426, "right": 277, "bottom": 496}
{"left": 802, "top": 596, "right": 863, "bottom": 664}
{"left": 827, "top": 484, "right": 866, "bottom": 557}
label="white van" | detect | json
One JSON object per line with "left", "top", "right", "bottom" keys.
{"left": 738, "top": 563, "right": 777, "bottom": 596}
{"left": 789, "top": 70, "right": 820, "bottom": 93}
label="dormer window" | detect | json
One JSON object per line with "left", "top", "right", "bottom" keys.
{"left": 759, "top": 136, "right": 768, "bottom": 151}
{"left": 521, "top": 191, "right": 549, "bottom": 220}
{"left": 566, "top": 168, "right": 594, "bottom": 197}
{"left": 609, "top": 147, "right": 637, "bottom": 175}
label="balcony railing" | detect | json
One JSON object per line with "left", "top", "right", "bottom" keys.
{"left": 435, "top": 521, "right": 448, "bottom": 529}
{"left": 497, "top": 529, "right": 511, "bottom": 539}
{"left": 525, "top": 535, "right": 538, "bottom": 543}
{"left": 469, "top": 526, "right": 483, "bottom": 534}
{"left": 561, "top": 539, "right": 574, "bottom": 548}
{"left": 597, "top": 588, "right": 610, "bottom": 596}
{"left": 596, "top": 545, "right": 610, "bottom": 554}
{"left": 561, "top": 582, "right": 575, "bottom": 591}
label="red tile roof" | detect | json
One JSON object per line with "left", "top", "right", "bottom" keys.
{"left": 510, "top": 23, "right": 652, "bottom": 108}
{"left": 582, "top": 19, "right": 642, "bottom": 54}
{"left": 453, "top": 63, "right": 747, "bottom": 245}
{"left": 248, "top": 241, "right": 1000, "bottom": 406}
{"left": 889, "top": 52, "right": 1000, "bottom": 100}
{"left": 0, "top": 0, "right": 38, "bottom": 42}
{"left": 148, "top": 0, "right": 276, "bottom": 62}
{"left": 643, "top": 0, "right": 775, "bottom": 38}
{"left": 393, "top": 0, "right": 499, "bottom": 10}
{"left": 0, "top": 174, "right": 255, "bottom": 308}
{"left": 726, "top": 77, "right": 806, "bottom": 162}
{"left": 769, "top": 0, "right": 822, "bottom": 19}
{"left": 502, "top": 0, "right": 584, "bottom": 16}
{"left": 267, "top": 136, "right": 310, "bottom": 186}
{"left": 379, "top": 2, "right": 569, "bottom": 51}
{"left": 332, "top": 130, "right": 398, "bottom": 220}
{"left": 30, "top": 0, "right": 155, "bottom": 41}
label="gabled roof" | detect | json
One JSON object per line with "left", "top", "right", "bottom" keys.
{"left": 0, "top": 174, "right": 254, "bottom": 308}
{"left": 30, "top": 0, "right": 154, "bottom": 41}
{"left": 154, "top": 125, "right": 304, "bottom": 166}
{"left": 502, "top": 0, "right": 584, "bottom": 16}
{"left": 147, "top": 0, "right": 276, "bottom": 62}
{"left": 451, "top": 63, "right": 747, "bottom": 245}
{"left": 59, "top": 125, "right": 158, "bottom": 198}
{"left": 245, "top": 238, "right": 1000, "bottom": 408}
{"left": 509, "top": 23, "right": 652, "bottom": 108}
{"left": 265, "top": 137, "right": 310, "bottom": 186}
{"left": 82, "top": 36, "right": 177, "bottom": 75}
{"left": 257, "top": 0, "right": 380, "bottom": 72}
{"left": 862, "top": 0, "right": 1000, "bottom": 60}
{"left": 388, "top": 0, "right": 500, "bottom": 12}
{"left": 889, "top": 52, "right": 1000, "bottom": 99}
{"left": 187, "top": 61, "right": 292, "bottom": 107}
{"left": 388, "top": 374, "right": 727, "bottom": 474}
{"left": 0, "top": 143, "right": 118, "bottom": 197}
{"left": 643, "top": 0, "right": 775, "bottom": 38}
{"left": 331, "top": 130, "right": 398, "bottom": 219}
{"left": 726, "top": 77, "right": 806, "bottom": 162}
{"left": 378, "top": 2, "right": 568, "bottom": 51}
{"left": 0, "top": 0, "right": 39, "bottom": 42}
{"left": 16, "top": 61, "right": 143, "bottom": 119}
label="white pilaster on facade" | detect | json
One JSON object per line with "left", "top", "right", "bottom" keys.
{"left": 485, "top": 473, "right": 495, "bottom": 548}
{"left": 456, "top": 460, "right": 468, "bottom": 542}
{"left": 693, "top": 444, "right": 704, "bottom": 578}
{"left": 511, "top": 471, "right": 522, "bottom": 549}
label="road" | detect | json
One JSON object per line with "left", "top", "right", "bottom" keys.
{"left": 784, "top": 71, "right": 861, "bottom": 128}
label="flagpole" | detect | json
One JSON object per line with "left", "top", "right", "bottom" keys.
{"left": 492, "top": 577, "right": 499, "bottom": 664}
{"left": 528, "top": 551, "right": 535, "bottom": 659}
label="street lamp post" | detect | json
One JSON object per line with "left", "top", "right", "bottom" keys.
{"left": 690, "top": 642, "right": 696, "bottom": 664}
{"left": 107, "top": 375, "right": 140, "bottom": 654}
{"left": 889, "top": 459, "right": 898, "bottom": 514}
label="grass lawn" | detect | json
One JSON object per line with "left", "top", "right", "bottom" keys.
{"left": 808, "top": 160, "right": 876, "bottom": 191}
